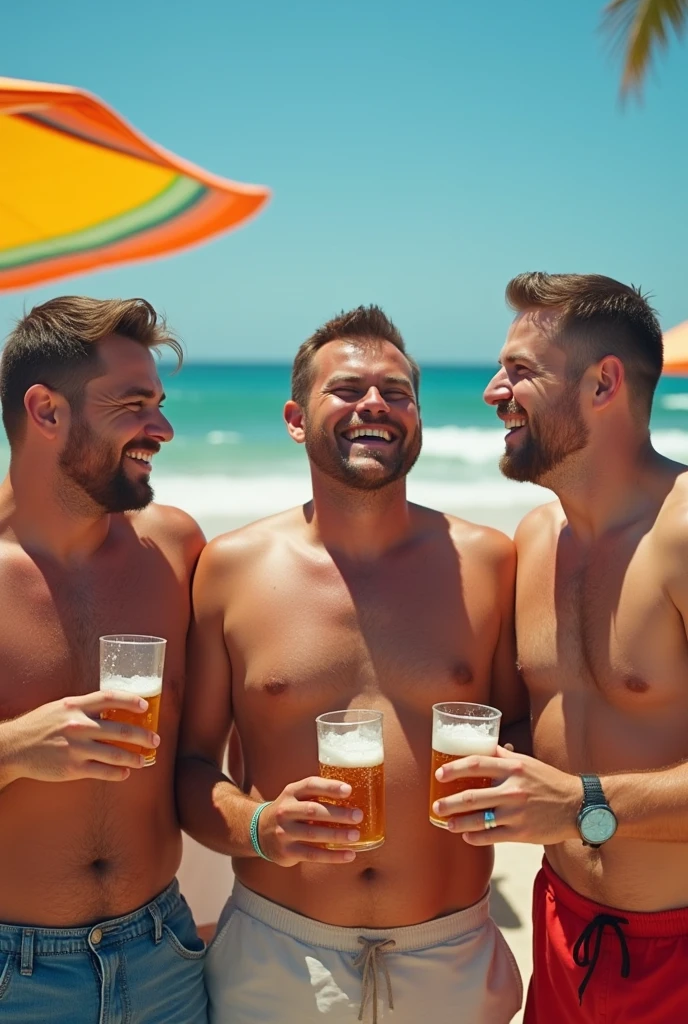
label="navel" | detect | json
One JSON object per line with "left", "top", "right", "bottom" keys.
{"left": 359, "top": 867, "right": 377, "bottom": 883}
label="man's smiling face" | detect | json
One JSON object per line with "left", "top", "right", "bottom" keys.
{"left": 301, "top": 338, "right": 422, "bottom": 490}
{"left": 483, "top": 310, "right": 589, "bottom": 485}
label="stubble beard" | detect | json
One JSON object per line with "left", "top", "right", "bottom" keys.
{"left": 304, "top": 420, "right": 423, "bottom": 492}
{"left": 59, "top": 414, "right": 155, "bottom": 514}
{"left": 499, "top": 389, "right": 589, "bottom": 485}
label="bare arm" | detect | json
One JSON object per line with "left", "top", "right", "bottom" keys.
{"left": 0, "top": 690, "right": 159, "bottom": 790}
{"left": 486, "top": 529, "right": 531, "bottom": 753}
{"left": 176, "top": 536, "right": 363, "bottom": 865}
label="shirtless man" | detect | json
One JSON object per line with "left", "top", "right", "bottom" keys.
{"left": 433, "top": 272, "right": 688, "bottom": 1022}
{"left": 0, "top": 297, "right": 207, "bottom": 1023}
{"left": 177, "top": 304, "right": 525, "bottom": 1024}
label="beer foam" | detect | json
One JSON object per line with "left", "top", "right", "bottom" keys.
{"left": 101, "top": 675, "right": 162, "bottom": 699}
{"left": 318, "top": 731, "right": 384, "bottom": 768}
{"left": 432, "top": 720, "right": 498, "bottom": 757}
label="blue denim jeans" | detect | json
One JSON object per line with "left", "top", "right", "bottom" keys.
{"left": 0, "top": 879, "right": 208, "bottom": 1023}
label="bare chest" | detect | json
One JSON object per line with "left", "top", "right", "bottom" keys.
{"left": 0, "top": 546, "right": 190, "bottom": 720}
{"left": 228, "top": 555, "right": 499, "bottom": 721}
{"left": 517, "top": 534, "right": 688, "bottom": 709}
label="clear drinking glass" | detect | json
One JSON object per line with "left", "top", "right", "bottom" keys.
{"left": 429, "top": 702, "right": 501, "bottom": 828}
{"left": 99, "top": 635, "right": 166, "bottom": 766}
{"left": 316, "top": 709, "right": 385, "bottom": 851}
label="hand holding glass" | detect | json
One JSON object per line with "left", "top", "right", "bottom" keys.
{"left": 99, "top": 635, "right": 166, "bottom": 766}
{"left": 429, "top": 702, "right": 501, "bottom": 828}
{"left": 316, "top": 709, "right": 385, "bottom": 851}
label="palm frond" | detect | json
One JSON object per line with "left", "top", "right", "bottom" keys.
{"left": 602, "top": 0, "right": 688, "bottom": 96}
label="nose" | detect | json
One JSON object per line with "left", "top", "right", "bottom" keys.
{"left": 483, "top": 367, "right": 512, "bottom": 407}
{"left": 357, "top": 386, "right": 390, "bottom": 415}
{"left": 145, "top": 408, "right": 174, "bottom": 443}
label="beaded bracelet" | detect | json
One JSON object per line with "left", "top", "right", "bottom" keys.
{"left": 249, "top": 801, "right": 273, "bottom": 861}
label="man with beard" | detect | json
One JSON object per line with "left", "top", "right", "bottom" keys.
{"left": 434, "top": 272, "right": 688, "bottom": 1022}
{"left": 177, "top": 305, "right": 525, "bottom": 1023}
{"left": 0, "top": 296, "right": 207, "bottom": 1022}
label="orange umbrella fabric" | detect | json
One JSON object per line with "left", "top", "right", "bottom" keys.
{"left": 0, "top": 77, "right": 270, "bottom": 291}
{"left": 663, "top": 321, "right": 688, "bottom": 375}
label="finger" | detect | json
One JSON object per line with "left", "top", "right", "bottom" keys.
{"left": 82, "top": 739, "right": 147, "bottom": 769}
{"left": 290, "top": 776, "right": 353, "bottom": 801}
{"left": 281, "top": 799, "right": 363, "bottom": 826}
{"left": 290, "top": 842, "right": 357, "bottom": 864}
{"left": 64, "top": 690, "right": 150, "bottom": 715}
{"left": 503, "top": 743, "right": 514, "bottom": 752}
{"left": 461, "top": 825, "right": 514, "bottom": 846}
{"left": 432, "top": 781, "right": 517, "bottom": 819}
{"left": 95, "top": 720, "right": 160, "bottom": 752}
{"left": 73, "top": 761, "right": 133, "bottom": 783}
{"left": 435, "top": 755, "right": 513, "bottom": 782}
{"left": 288, "top": 822, "right": 361, "bottom": 845}
{"left": 444, "top": 809, "right": 514, "bottom": 834}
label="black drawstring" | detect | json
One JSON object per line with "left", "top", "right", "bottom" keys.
{"left": 573, "top": 913, "right": 631, "bottom": 1005}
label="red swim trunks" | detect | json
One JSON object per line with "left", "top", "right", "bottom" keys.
{"left": 524, "top": 857, "right": 688, "bottom": 1023}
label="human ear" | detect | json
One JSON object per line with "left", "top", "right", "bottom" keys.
{"left": 284, "top": 400, "right": 306, "bottom": 444}
{"left": 23, "top": 384, "right": 68, "bottom": 440}
{"left": 591, "top": 356, "right": 624, "bottom": 410}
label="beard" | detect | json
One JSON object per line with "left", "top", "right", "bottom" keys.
{"left": 59, "top": 414, "right": 155, "bottom": 514}
{"left": 499, "top": 388, "right": 589, "bottom": 484}
{"left": 304, "top": 417, "right": 422, "bottom": 491}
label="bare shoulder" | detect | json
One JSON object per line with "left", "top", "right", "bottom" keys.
{"left": 197, "top": 506, "right": 303, "bottom": 576}
{"left": 513, "top": 499, "right": 563, "bottom": 553}
{"left": 127, "top": 502, "right": 205, "bottom": 562}
{"left": 414, "top": 505, "right": 514, "bottom": 572}
{"left": 654, "top": 471, "right": 688, "bottom": 555}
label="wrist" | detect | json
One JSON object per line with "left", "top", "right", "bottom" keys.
{"left": 0, "top": 720, "right": 24, "bottom": 789}
{"left": 250, "top": 801, "right": 274, "bottom": 861}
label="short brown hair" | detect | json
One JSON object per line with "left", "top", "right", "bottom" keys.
{"left": 506, "top": 272, "right": 663, "bottom": 417}
{"left": 291, "top": 305, "right": 420, "bottom": 408}
{"left": 0, "top": 296, "right": 182, "bottom": 446}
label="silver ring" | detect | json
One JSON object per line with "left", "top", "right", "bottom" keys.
{"left": 484, "top": 809, "right": 497, "bottom": 830}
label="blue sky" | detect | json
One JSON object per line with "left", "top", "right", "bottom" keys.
{"left": 1, "top": 0, "right": 687, "bottom": 363}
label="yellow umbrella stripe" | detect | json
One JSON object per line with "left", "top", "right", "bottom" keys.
{"left": 0, "top": 175, "right": 207, "bottom": 271}
{"left": 0, "top": 115, "right": 179, "bottom": 247}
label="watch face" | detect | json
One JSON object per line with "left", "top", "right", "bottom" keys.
{"left": 580, "top": 806, "right": 617, "bottom": 844}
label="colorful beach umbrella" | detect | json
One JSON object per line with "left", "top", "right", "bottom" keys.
{"left": 663, "top": 321, "right": 688, "bottom": 375}
{"left": 0, "top": 76, "right": 270, "bottom": 291}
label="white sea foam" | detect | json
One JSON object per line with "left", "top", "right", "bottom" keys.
{"left": 660, "top": 395, "right": 688, "bottom": 411}
{"left": 318, "top": 731, "right": 384, "bottom": 768}
{"left": 152, "top": 472, "right": 553, "bottom": 519}
{"left": 100, "top": 675, "right": 162, "bottom": 698}
{"left": 432, "top": 720, "right": 498, "bottom": 757}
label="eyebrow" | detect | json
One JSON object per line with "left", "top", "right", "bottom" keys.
{"left": 325, "top": 374, "right": 413, "bottom": 388}
{"left": 499, "top": 352, "right": 544, "bottom": 371}
{"left": 118, "top": 386, "right": 166, "bottom": 402}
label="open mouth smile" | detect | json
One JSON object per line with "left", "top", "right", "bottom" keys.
{"left": 502, "top": 416, "right": 527, "bottom": 437}
{"left": 124, "top": 450, "right": 155, "bottom": 470}
{"left": 341, "top": 427, "right": 396, "bottom": 446}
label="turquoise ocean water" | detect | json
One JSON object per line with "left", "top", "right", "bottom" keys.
{"left": 2, "top": 364, "right": 688, "bottom": 522}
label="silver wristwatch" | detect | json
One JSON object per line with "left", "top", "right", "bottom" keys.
{"left": 576, "top": 774, "right": 617, "bottom": 848}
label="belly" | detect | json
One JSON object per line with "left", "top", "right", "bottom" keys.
{"left": 535, "top": 691, "right": 688, "bottom": 912}
{"left": 0, "top": 773, "right": 182, "bottom": 926}
{"left": 237, "top": 743, "right": 493, "bottom": 927}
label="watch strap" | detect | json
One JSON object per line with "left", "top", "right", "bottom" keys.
{"left": 580, "top": 774, "right": 606, "bottom": 807}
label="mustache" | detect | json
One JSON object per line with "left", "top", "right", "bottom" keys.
{"left": 122, "top": 440, "right": 161, "bottom": 456}
{"left": 496, "top": 400, "right": 527, "bottom": 418}
{"left": 339, "top": 415, "right": 403, "bottom": 433}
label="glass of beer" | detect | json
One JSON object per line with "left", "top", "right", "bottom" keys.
{"left": 316, "top": 709, "right": 385, "bottom": 851}
{"left": 429, "top": 702, "right": 501, "bottom": 829}
{"left": 99, "top": 635, "right": 166, "bottom": 766}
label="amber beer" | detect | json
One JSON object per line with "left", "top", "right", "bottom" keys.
{"left": 429, "top": 702, "right": 501, "bottom": 829}
{"left": 316, "top": 710, "right": 385, "bottom": 851}
{"left": 99, "top": 635, "right": 166, "bottom": 767}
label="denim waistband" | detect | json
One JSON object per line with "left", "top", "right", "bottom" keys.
{"left": 0, "top": 879, "right": 182, "bottom": 957}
